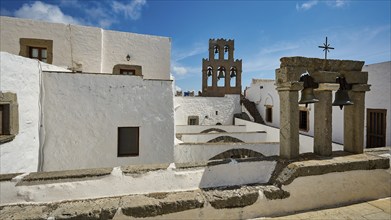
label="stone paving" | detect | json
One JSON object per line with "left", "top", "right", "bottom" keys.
{"left": 260, "top": 197, "right": 391, "bottom": 220}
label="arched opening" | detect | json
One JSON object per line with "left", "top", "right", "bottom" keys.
{"left": 209, "top": 148, "right": 265, "bottom": 160}
{"left": 224, "top": 45, "right": 229, "bottom": 60}
{"left": 207, "top": 136, "right": 244, "bottom": 143}
{"left": 214, "top": 45, "right": 219, "bottom": 60}
{"left": 217, "top": 66, "right": 225, "bottom": 87}
{"left": 200, "top": 128, "right": 227, "bottom": 133}
{"left": 230, "top": 67, "right": 237, "bottom": 87}
{"left": 207, "top": 66, "right": 213, "bottom": 87}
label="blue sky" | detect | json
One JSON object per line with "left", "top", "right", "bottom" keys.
{"left": 1, "top": 0, "right": 390, "bottom": 92}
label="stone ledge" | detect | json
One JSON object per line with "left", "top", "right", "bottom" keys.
{"left": 274, "top": 152, "right": 390, "bottom": 186}
{"left": 120, "top": 190, "right": 204, "bottom": 217}
{"left": 17, "top": 168, "right": 113, "bottom": 186}
{"left": 203, "top": 186, "right": 260, "bottom": 209}
{"left": 121, "top": 163, "right": 169, "bottom": 174}
{"left": 0, "top": 173, "right": 22, "bottom": 182}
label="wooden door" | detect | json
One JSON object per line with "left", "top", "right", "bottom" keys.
{"left": 367, "top": 109, "right": 387, "bottom": 148}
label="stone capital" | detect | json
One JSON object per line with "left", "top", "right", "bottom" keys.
{"left": 276, "top": 82, "right": 303, "bottom": 91}
{"left": 351, "top": 84, "right": 371, "bottom": 92}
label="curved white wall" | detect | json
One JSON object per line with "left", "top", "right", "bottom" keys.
{"left": 0, "top": 53, "right": 40, "bottom": 174}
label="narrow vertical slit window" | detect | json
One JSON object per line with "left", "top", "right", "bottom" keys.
{"left": 299, "top": 110, "right": 309, "bottom": 131}
{"left": 265, "top": 106, "right": 272, "bottom": 123}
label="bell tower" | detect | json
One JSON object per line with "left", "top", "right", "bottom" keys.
{"left": 202, "top": 39, "right": 242, "bottom": 97}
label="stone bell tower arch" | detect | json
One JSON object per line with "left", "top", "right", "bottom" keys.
{"left": 275, "top": 57, "right": 370, "bottom": 159}
{"left": 202, "top": 39, "right": 242, "bottom": 97}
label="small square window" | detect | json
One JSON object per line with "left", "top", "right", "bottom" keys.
{"left": 265, "top": 106, "right": 272, "bottom": 123}
{"left": 120, "top": 69, "right": 136, "bottom": 75}
{"left": 118, "top": 127, "right": 139, "bottom": 157}
{"left": 299, "top": 110, "right": 309, "bottom": 131}
{"left": 29, "top": 47, "right": 48, "bottom": 63}
{"left": 188, "top": 116, "right": 199, "bottom": 125}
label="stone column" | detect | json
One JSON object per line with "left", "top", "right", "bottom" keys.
{"left": 277, "top": 82, "right": 302, "bottom": 159}
{"left": 313, "top": 89, "right": 333, "bottom": 156}
{"left": 343, "top": 84, "right": 370, "bottom": 153}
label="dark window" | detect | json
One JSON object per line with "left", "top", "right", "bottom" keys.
{"left": 299, "top": 110, "right": 309, "bottom": 131}
{"left": 0, "top": 104, "right": 11, "bottom": 135}
{"left": 120, "top": 69, "right": 136, "bottom": 75}
{"left": 266, "top": 106, "right": 272, "bottom": 123}
{"left": 118, "top": 127, "right": 139, "bottom": 157}
{"left": 367, "top": 109, "right": 387, "bottom": 148}
{"left": 188, "top": 116, "right": 199, "bottom": 125}
{"left": 29, "top": 47, "right": 48, "bottom": 62}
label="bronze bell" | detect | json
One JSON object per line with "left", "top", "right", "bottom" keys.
{"left": 217, "top": 71, "right": 225, "bottom": 79}
{"left": 207, "top": 68, "right": 212, "bottom": 77}
{"left": 230, "top": 68, "right": 236, "bottom": 78}
{"left": 224, "top": 46, "right": 229, "bottom": 53}
{"left": 299, "top": 87, "right": 319, "bottom": 107}
{"left": 332, "top": 89, "right": 353, "bottom": 110}
{"left": 332, "top": 76, "right": 354, "bottom": 110}
{"left": 214, "top": 46, "right": 219, "bottom": 54}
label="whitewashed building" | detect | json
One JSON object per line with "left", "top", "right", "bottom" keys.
{"left": 0, "top": 16, "right": 174, "bottom": 174}
{"left": 245, "top": 61, "right": 391, "bottom": 147}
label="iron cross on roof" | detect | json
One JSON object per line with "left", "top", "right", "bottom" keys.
{"left": 318, "top": 37, "right": 334, "bottom": 60}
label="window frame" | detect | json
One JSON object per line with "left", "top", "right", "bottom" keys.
{"left": 117, "top": 127, "right": 140, "bottom": 157}
{"left": 29, "top": 47, "right": 48, "bottom": 62}
{"left": 187, "top": 116, "right": 199, "bottom": 125}
{"left": 0, "top": 93, "right": 19, "bottom": 144}
{"left": 120, "top": 69, "right": 136, "bottom": 75}
{"left": 19, "top": 38, "right": 53, "bottom": 64}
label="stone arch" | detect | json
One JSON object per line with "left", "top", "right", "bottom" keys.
{"left": 200, "top": 128, "right": 227, "bottom": 133}
{"left": 209, "top": 148, "right": 265, "bottom": 160}
{"left": 207, "top": 136, "right": 244, "bottom": 143}
{"left": 264, "top": 93, "right": 274, "bottom": 106}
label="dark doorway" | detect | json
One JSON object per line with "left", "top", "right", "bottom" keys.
{"left": 366, "top": 109, "right": 387, "bottom": 148}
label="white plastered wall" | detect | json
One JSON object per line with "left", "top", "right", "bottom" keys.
{"left": 102, "top": 30, "right": 171, "bottom": 80}
{"left": 0, "top": 52, "right": 40, "bottom": 173}
{"left": 0, "top": 16, "right": 171, "bottom": 80}
{"left": 42, "top": 73, "right": 174, "bottom": 171}
{"left": 363, "top": 61, "right": 391, "bottom": 146}
{"left": 174, "top": 95, "right": 241, "bottom": 126}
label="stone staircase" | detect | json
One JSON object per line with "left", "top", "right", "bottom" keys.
{"left": 241, "top": 97, "right": 265, "bottom": 124}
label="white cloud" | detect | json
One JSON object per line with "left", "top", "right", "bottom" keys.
{"left": 14, "top": 1, "right": 81, "bottom": 25}
{"left": 327, "top": 0, "right": 348, "bottom": 8}
{"left": 172, "top": 65, "right": 188, "bottom": 75}
{"left": 173, "top": 45, "right": 207, "bottom": 62}
{"left": 296, "top": 0, "right": 318, "bottom": 11}
{"left": 85, "top": 6, "right": 117, "bottom": 28}
{"left": 112, "top": 0, "right": 147, "bottom": 20}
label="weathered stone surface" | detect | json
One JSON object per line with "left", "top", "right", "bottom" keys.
{"left": 121, "top": 164, "right": 169, "bottom": 174}
{"left": 207, "top": 136, "right": 244, "bottom": 143}
{"left": 204, "top": 186, "right": 259, "bottom": 209}
{"left": 0, "top": 204, "right": 51, "bottom": 220}
{"left": 17, "top": 168, "right": 113, "bottom": 186}
{"left": 120, "top": 191, "right": 204, "bottom": 217}
{"left": 262, "top": 185, "right": 290, "bottom": 200}
{"left": 277, "top": 57, "right": 365, "bottom": 83}
{"left": 278, "top": 90, "right": 300, "bottom": 159}
{"left": 344, "top": 91, "right": 366, "bottom": 153}
{"left": 314, "top": 90, "right": 332, "bottom": 156}
{"left": 0, "top": 173, "right": 22, "bottom": 182}
{"left": 49, "top": 197, "right": 120, "bottom": 220}
{"left": 274, "top": 153, "right": 390, "bottom": 186}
